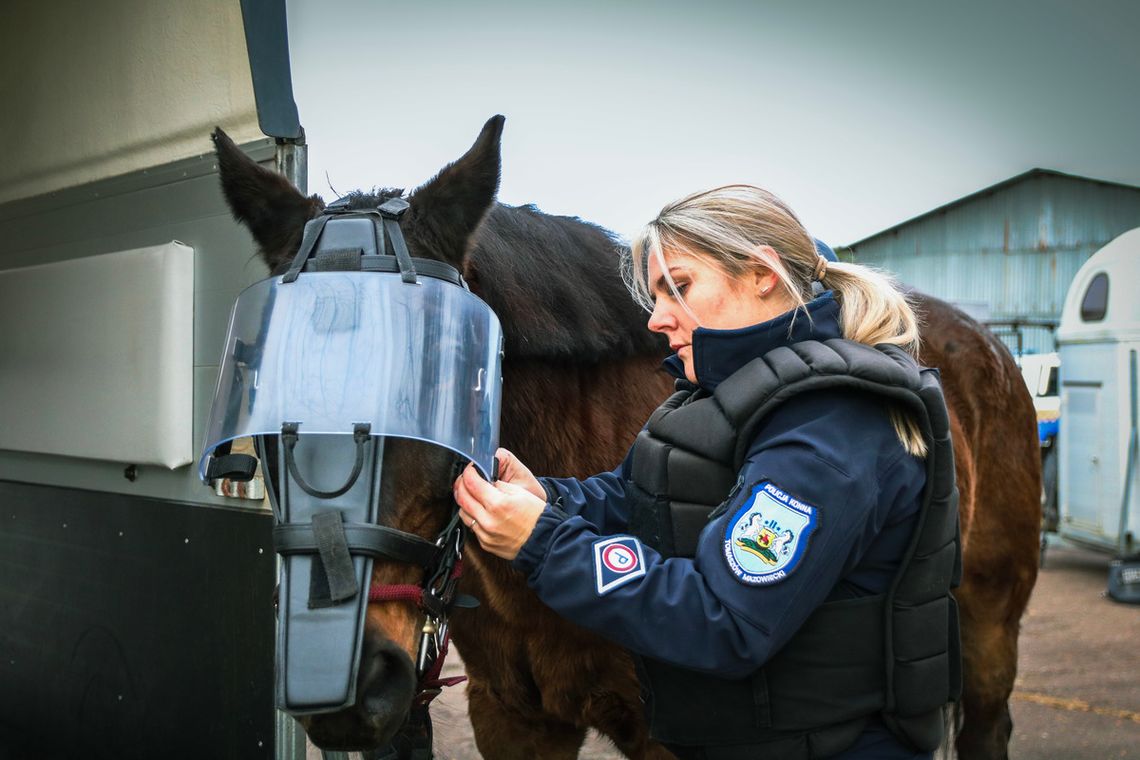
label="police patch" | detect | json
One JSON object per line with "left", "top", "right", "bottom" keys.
{"left": 723, "top": 481, "right": 820, "bottom": 585}
{"left": 593, "top": 536, "right": 646, "bottom": 595}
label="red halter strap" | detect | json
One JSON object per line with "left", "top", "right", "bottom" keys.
{"left": 368, "top": 557, "right": 468, "bottom": 705}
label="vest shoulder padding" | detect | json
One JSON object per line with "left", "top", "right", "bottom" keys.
{"left": 719, "top": 340, "right": 924, "bottom": 469}
{"left": 717, "top": 340, "right": 923, "bottom": 419}
{"left": 647, "top": 340, "right": 926, "bottom": 469}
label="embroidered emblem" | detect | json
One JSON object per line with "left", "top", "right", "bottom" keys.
{"left": 723, "top": 481, "right": 820, "bottom": 585}
{"left": 593, "top": 536, "right": 647, "bottom": 595}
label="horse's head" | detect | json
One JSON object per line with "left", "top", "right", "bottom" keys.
{"left": 212, "top": 116, "right": 504, "bottom": 750}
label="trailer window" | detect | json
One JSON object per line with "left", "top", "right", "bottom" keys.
{"left": 1080, "top": 273, "right": 1108, "bottom": 322}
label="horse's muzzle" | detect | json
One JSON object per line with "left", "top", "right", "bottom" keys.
{"left": 301, "top": 632, "right": 418, "bottom": 751}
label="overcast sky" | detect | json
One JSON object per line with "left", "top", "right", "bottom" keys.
{"left": 285, "top": 0, "right": 1140, "bottom": 246}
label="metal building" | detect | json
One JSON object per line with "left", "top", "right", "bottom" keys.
{"left": 847, "top": 169, "right": 1140, "bottom": 355}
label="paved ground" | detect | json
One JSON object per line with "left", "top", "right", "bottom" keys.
{"left": 312, "top": 539, "right": 1140, "bottom": 759}
{"left": 1007, "top": 539, "right": 1140, "bottom": 759}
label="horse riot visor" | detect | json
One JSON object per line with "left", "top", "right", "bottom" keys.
{"left": 199, "top": 199, "right": 503, "bottom": 715}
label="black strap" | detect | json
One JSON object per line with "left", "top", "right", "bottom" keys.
{"left": 282, "top": 215, "right": 333, "bottom": 283}
{"left": 303, "top": 254, "right": 463, "bottom": 286}
{"left": 206, "top": 453, "right": 258, "bottom": 482}
{"left": 384, "top": 218, "right": 417, "bottom": 283}
{"left": 274, "top": 523, "right": 440, "bottom": 568}
{"left": 310, "top": 511, "right": 359, "bottom": 606}
{"left": 378, "top": 198, "right": 417, "bottom": 283}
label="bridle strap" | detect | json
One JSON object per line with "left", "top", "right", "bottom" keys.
{"left": 274, "top": 523, "right": 439, "bottom": 567}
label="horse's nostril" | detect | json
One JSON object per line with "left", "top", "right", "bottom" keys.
{"left": 301, "top": 636, "right": 418, "bottom": 751}
{"left": 358, "top": 634, "right": 418, "bottom": 718}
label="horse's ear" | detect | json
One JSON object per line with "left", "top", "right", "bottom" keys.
{"left": 212, "top": 127, "right": 324, "bottom": 270}
{"left": 409, "top": 115, "right": 504, "bottom": 269}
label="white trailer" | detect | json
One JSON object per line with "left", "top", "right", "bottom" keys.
{"left": 1056, "top": 227, "right": 1140, "bottom": 559}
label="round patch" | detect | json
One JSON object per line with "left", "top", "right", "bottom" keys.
{"left": 602, "top": 543, "right": 639, "bottom": 573}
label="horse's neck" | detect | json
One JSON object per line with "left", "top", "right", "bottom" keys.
{"left": 498, "top": 355, "right": 671, "bottom": 478}
{"left": 460, "top": 355, "right": 669, "bottom": 593}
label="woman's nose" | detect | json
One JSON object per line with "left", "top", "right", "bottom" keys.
{"left": 647, "top": 300, "right": 673, "bottom": 333}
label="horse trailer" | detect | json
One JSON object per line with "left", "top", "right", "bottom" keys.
{"left": 0, "top": 1, "right": 314, "bottom": 757}
{"left": 1055, "top": 228, "right": 1140, "bottom": 574}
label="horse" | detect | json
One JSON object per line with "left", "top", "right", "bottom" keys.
{"left": 211, "top": 115, "right": 1040, "bottom": 759}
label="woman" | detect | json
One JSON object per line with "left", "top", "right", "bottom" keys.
{"left": 453, "top": 185, "right": 959, "bottom": 759}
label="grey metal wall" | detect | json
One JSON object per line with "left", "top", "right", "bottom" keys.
{"left": 850, "top": 172, "right": 1140, "bottom": 355}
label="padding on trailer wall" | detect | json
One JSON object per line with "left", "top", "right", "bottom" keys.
{"left": 0, "top": 242, "right": 194, "bottom": 468}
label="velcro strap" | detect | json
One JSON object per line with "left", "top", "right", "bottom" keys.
{"left": 309, "top": 248, "right": 363, "bottom": 272}
{"left": 274, "top": 523, "right": 439, "bottom": 567}
{"left": 206, "top": 453, "right": 258, "bottom": 482}
{"left": 311, "top": 511, "right": 358, "bottom": 606}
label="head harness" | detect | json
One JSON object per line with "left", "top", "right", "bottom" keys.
{"left": 199, "top": 196, "right": 503, "bottom": 717}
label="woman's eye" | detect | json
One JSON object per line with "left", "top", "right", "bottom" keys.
{"left": 675, "top": 282, "right": 690, "bottom": 296}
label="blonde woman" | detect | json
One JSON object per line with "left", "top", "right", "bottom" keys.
{"left": 455, "top": 185, "right": 959, "bottom": 759}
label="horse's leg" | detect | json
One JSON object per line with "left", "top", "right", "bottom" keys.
{"left": 952, "top": 490, "right": 1038, "bottom": 759}
{"left": 580, "top": 687, "right": 677, "bottom": 760}
{"left": 954, "top": 577, "right": 1019, "bottom": 760}
{"left": 934, "top": 400, "right": 1035, "bottom": 760}
{"left": 466, "top": 677, "right": 586, "bottom": 760}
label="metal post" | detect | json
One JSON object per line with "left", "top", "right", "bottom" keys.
{"left": 277, "top": 136, "right": 308, "bottom": 195}
{"left": 1118, "top": 349, "right": 1138, "bottom": 558}
{"left": 275, "top": 710, "right": 309, "bottom": 760}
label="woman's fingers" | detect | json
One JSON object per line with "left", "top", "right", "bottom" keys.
{"left": 454, "top": 462, "right": 545, "bottom": 561}
{"left": 494, "top": 448, "right": 545, "bottom": 500}
{"left": 454, "top": 465, "right": 493, "bottom": 529}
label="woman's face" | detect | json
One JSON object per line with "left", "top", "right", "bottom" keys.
{"left": 646, "top": 248, "right": 792, "bottom": 383}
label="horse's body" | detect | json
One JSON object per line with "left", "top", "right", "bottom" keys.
{"left": 213, "top": 117, "right": 1039, "bottom": 759}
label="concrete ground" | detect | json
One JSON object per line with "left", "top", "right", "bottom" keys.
{"left": 1007, "top": 539, "right": 1140, "bottom": 759}
{"left": 313, "top": 539, "right": 1140, "bottom": 759}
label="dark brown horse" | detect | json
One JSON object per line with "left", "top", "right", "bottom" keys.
{"left": 213, "top": 116, "right": 1039, "bottom": 759}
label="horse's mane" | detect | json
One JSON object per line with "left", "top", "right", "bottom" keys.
{"left": 470, "top": 204, "right": 665, "bottom": 362}
{"left": 341, "top": 191, "right": 665, "bottom": 363}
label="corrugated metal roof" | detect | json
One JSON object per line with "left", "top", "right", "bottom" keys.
{"left": 848, "top": 169, "right": 1140, "bottom": 248}
{"left": 850, "top": 170, "right": 1140, "bottom": 356}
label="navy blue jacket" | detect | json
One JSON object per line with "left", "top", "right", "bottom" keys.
{"left": 512, "top": 293, "right": 931, "bottom": 759}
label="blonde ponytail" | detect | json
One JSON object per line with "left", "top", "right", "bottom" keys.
{"left": 819, "top": 263, "right": 926, "bottom": 457}
{"left": 819, "top": 261, "right": 921, "bottom": 358}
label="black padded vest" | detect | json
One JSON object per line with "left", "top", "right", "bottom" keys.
{"left": 626, "top": 339, "right": 962, "bottom": 758}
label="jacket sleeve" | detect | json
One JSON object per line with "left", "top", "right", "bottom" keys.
{"left": 512, "top": 397, "right": 922, "bottom": 677}
{"left": 535, "top": 447, "right": 635, "bottom": 535}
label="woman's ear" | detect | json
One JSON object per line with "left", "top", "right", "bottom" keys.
{"left": 748, "top": 245, "right": 784, "bottom": 296}
{"left": 753, "top": 265, "right": 780, "bottom": 297}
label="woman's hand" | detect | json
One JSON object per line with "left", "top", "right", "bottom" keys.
{"left": 453, "top": 457, "right": 547, "bottom": 562}
{"left": 493, "top": 448, "right": 545, "bottom": 500}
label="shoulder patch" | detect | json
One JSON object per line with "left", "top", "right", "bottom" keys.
{"left": 723, "top": 481, "right": 820, "bottom": 585}
{"left": 593, "top": 536, "right": 647, "bottom": 595}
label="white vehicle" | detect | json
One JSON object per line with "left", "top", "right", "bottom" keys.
{"left": 1056, "top": 228, "right": 1140, "bottom": 559}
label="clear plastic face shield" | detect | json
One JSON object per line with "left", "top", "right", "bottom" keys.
{"left": 199, "top": 200, "right": 502, "bottom": 715}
